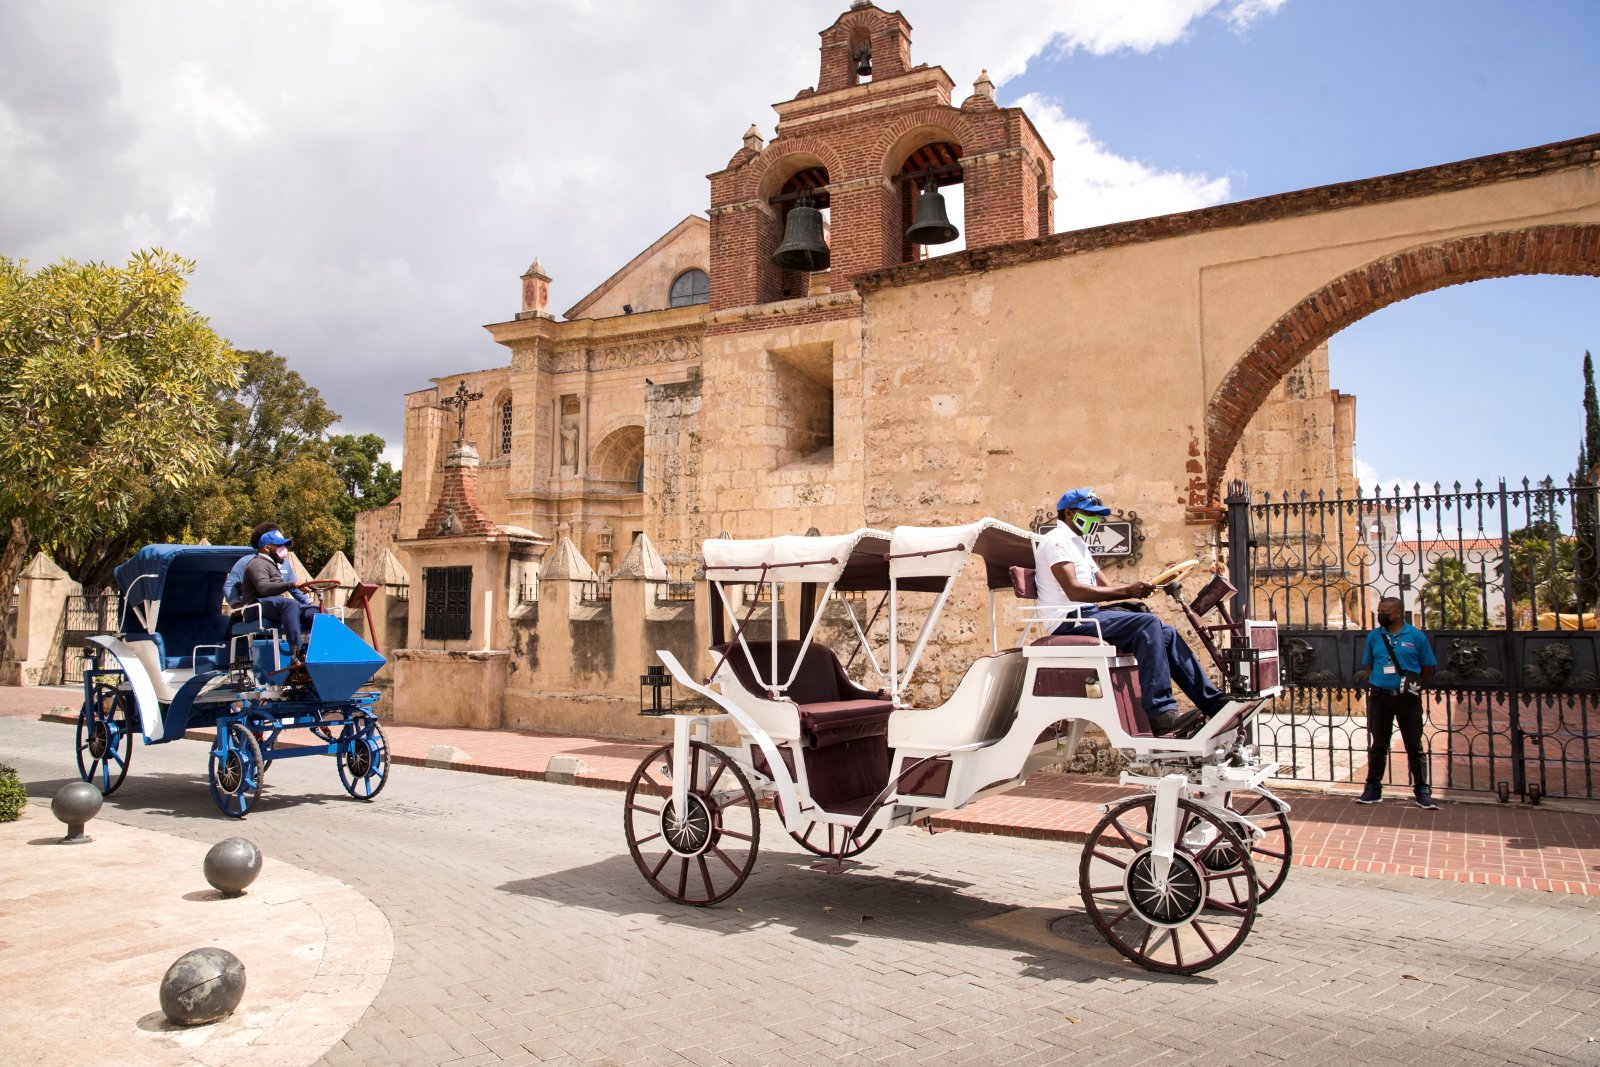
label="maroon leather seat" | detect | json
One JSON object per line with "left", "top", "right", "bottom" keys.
{"left": 714, "top": 640, "right": 893, "bottom": 748}
{"left": 1009, "top": 566, "right": 1109, "bottom": 647}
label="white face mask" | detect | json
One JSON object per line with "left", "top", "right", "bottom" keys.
{"left": 272, "top": 546, "right": 289, "bottom": 561}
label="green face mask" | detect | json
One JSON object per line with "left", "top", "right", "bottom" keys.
{"left": 1070, "top": 512, "right": 1102, "bottom": 538}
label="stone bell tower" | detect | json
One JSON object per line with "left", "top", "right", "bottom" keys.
{"left": 707, "top": 0, "right": 1055, "bottom": 310}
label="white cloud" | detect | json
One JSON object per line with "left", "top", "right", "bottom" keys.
{"left": 1012, "top": 93, "right": 1234, "bottom": 230}
{"left": 0, "top": 0, "right": 1284, "bottom": 445}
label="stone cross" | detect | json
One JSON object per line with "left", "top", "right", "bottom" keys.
{"left": 440, "top": 380, "right": 484, "bottom": 445}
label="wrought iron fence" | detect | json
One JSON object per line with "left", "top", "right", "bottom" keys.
{"left": 1235, "top": 477, "right": 1600, "bottom": 799}
{"left": 60, "top": 593, "right": 119, "bottom": 686}
{"left": 578, "top": 578, "right": 612, "bottom": 603}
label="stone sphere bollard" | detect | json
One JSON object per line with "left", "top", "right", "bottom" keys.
{"left": 159, "top": 947, "right": 247, "bottom": 1026}
{"left": 51, "top": 781, "right": 103, "bottom": 843}
{"left": 203, "top": 837, "right": 263, "bottom": 897}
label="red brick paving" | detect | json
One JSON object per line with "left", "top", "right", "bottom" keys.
{"left": 11, "top": 684, "right": 1600, "bottom": 897}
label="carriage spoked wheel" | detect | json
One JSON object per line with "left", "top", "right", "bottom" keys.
{"left": 624, "top": 741, "right": 760, "bottom": 906}
{"left": 208, "top": 722, "right": 264, "bottom": 818}
{"left": 76, "top": 681, "right": 134, "bottom": 796}
{"left": 336, "top": 710, "right": 390, "bottom": 800}
{"left": 1079, "top": 795, "right": 1258, "bottom": 974}
{"left": 1201, "top": 789, "right": 1294, "bottom": 903}
{"left": 244, "top": 709, "right": 281, "bottom": 772}
{"left": 775, "top": 797, "right": 882, "bottom": 860}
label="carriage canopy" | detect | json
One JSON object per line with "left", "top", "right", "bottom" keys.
{"left": 701, "top": 519, "right": 1038, "bottom": 594}
{"left": 113, "top": 544, "right": 252, "bottom": 634}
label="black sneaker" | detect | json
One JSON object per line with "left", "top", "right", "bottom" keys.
{"left": 1415, "top": 791, "right": 1439, "bottom": 810}
{"left": 1149, "top": 708, "right": 1203, "bottom": 737}
{"left": 1356, "top": 784, "right": 1383, "bottom": 804}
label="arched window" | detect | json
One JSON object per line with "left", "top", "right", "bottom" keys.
{"left": 669, "top": 269, "right": 709, "bottom": 308}
{"left": 498, "top": 396, "right": 513, "bottom": 457}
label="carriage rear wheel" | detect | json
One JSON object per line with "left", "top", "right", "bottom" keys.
{"left": 208, "top": 723, "right": 263, "bottom": 818}
{"left": 624, "top": 741, "right": 760, "bottom": 906}
{"left": 776, "top": 797, "right": 882, "bottom": 860}
{"left": 337, "top": 710, "right": 390, "bottom": 800}
{"left": 76, "top": 681, "right": 134, "bottom": 796}
{"left": 1079, "top": 795, "right": 1258, "bottom": 974}
{"left": 1214, "top": 789, "right": 1293, "bottom": 903}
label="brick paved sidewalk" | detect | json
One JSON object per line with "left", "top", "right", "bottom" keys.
{"left": 11, "top": 683, "right": 1599, "bottom": 897}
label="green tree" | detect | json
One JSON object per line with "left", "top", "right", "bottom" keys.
{"left": 1575, "top": 351, "right": 1600, "bottom": 609}
{"left": 1419, "top": 555, "right": 1488, "bottom": 629}
{"left": 0, "top": 250, "right": 242, "bottom": 602}
{"left": 122, "top": 356, "right": 399, "bottom": 573}
{"left": 1503, "top": 522, "right": 1577, "bottom": 619}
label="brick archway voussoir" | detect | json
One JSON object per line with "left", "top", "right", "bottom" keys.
{"left": 1199, "top": 223, "right": 1600, "bottom": 514}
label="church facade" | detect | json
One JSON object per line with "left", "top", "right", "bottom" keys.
{"left": 372, "top": 1, "right": 1598, "bottom": 732}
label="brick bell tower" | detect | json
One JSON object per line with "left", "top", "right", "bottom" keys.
{"left": 707, "top": 0, "right": 1055, "bottom": 310}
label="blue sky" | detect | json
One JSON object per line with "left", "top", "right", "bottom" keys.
{"left": 1005, "top": 0, "right": 1600, "bottom": 489}
{"left": 1, "top": 0, "right": 1595, "bottom": 488}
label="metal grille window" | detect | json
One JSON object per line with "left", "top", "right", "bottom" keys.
{"left": 669, "top": 268, "right": 709, "bottom": 307}
{"left": 499, "top": 398, "right": 513, "bottom": 456}
{"left": 422, "top": 566, "right": 472, "bottom": 640}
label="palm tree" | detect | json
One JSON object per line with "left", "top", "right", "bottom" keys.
{"left": 1419, "top": 555, "right": 1488, "bottom": 629}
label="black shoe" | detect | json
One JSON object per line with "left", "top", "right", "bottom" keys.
{"left": 1149, "top": 708, "right": 1203, "bottom": 737}
{"left": 1356, "top": 784, "right": 1382, "bottom": 804}
{"left": 1415, "top": 791, "right": 1439, "bottom": 810}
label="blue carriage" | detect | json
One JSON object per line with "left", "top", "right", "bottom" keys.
{"left": 75, "top": 544, "right": 391, "bottom": 817}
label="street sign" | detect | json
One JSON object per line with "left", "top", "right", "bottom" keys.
{"left": 1087, "top": 521, "right": 1133, "bottom": 556}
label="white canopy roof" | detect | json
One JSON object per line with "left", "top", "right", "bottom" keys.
{"left": 890, "top": 518, "right": 1038, "bottom": 588}
{"left": 702, "top": 529, "right": 892, "bottom": 585}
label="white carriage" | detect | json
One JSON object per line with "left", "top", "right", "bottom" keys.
{"left": 624, "top": 519, "right": 1289, "bottom": 973}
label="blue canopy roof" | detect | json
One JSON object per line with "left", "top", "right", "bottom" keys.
{"left": 114, "top": 544, "right": 253, "bottom": 602}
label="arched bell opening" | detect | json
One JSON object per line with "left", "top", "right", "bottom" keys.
{"left": 766, "top": 165, "right": 831, "bottom": 301}
{"left": 894, "top": 140, "right": 963, "bottom": 263}
{"left": 848, "top": 26, "right": 873, "bottom": 85}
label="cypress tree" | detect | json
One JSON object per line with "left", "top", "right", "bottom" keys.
{"left": 1575, "top": 353, "right": 1599, "bottom": 611}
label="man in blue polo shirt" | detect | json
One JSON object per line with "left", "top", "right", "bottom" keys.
{"left": 1358, "top": 595, "right": 1438, "bottom": 809}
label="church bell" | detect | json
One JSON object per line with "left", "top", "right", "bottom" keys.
{"left": 905, "top": 178, "right": 959, "bottom": 246}
{"left": 771, "top": 194, "right": 830, "bottom": 272}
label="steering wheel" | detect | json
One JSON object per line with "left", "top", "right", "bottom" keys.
{"left": 297, "top": 578, "right": 341, "bottom": 604}
{"left": 1147, "top": 559, "right": 1202, "bottom": 587}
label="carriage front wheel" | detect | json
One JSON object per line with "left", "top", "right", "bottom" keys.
{"left": 337, "top": 710, "right": 390, "bottom": 800}
{"left": 624, "top": 741, "right": 760, "bottom": 906}
{"left": 76, "top": 681, "right": 133, "bottom": 796}
{"left": 208, "top": 723, "right": 263, "bottom": 818}
{"left": 1079, "top": 795, "right": 1258, "bottom": 974}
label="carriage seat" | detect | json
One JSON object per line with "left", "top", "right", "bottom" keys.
{"left": 713, "top": 640, "right": 893, "bottom": 748}
{"left": 129, "top": 616, "right": 231, "bottom": 671}
{"left": 1008, "top": 566, "right": 1110, "bottom": 647}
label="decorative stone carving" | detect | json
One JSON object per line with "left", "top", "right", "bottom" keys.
{"left": 435, "top": 502, "right": 464, "bottom": 537}
{"left": 538, "top": 335, "right": 700, "bottom": 375}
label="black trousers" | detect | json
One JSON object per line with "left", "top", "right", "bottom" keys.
{"left": 1365, "top": 687, "right": 1429, "bottom": 791}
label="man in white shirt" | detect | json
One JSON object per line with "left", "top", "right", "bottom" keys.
{"left": 1034, "top": 488, "right": 1229, "bottom": 736}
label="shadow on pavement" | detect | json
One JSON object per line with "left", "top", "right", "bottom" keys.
{"left": 496, "top": 847, "right": 1207, "bottom": 986}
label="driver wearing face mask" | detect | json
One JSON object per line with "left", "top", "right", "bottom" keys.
{"left": 241, "top": 528, "right": 318, "bottom": 655}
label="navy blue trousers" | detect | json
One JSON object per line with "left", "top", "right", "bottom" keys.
{"left": 257, "top": 597, "right": 313, "bottom": 651}
{"left": 1053, "top": 607, "right": 1226, "bottom": 718}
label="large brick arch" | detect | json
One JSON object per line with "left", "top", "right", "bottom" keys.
{"left": 1201, "top": 223, "right": 1600, "bottom": 507}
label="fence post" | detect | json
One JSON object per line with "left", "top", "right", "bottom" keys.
{"left": 1225, "top": 479, "right": 1252, "bottom": 624}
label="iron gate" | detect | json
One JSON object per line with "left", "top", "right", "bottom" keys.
{"left": 1230, "top": 478, "right": 1600, "bottom": 800}
{"left": 60, "top": 593, "right": 118, "bottom": 686}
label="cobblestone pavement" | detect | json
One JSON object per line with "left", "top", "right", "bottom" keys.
{"left": 4, "top": 715, "right": 1598, "bottom": 1066}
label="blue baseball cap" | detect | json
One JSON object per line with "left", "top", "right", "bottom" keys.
{"left": 259, "top": 530, "right": 294, "bottom": 547}
{"left": 1056, "top": 488, "right": 1110, "bottom": 516}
